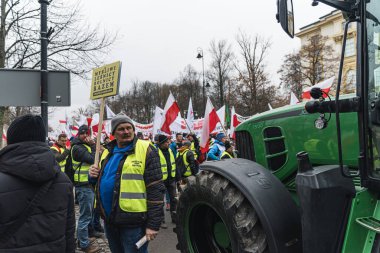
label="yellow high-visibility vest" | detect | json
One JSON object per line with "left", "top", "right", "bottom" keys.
{"left": 158, "top": 148, "right": 176, "bottom": 180}
{"left": 51, "top": 145, "right": 66, "bottom": 172}
{"left": 100, "top": 140, "right": 150, "bottom": 212}
{"left": 221, "top": 151, "right": 233, "bottom": 159}
{"left": 178, "top": 150, "right": 192, "bottom": 177}
{"left": 72, "top": 144, "right": 92, "bottom": 183}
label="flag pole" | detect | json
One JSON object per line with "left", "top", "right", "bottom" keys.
{"left": 94, "top": 97, "right": 105, "bottom": 166}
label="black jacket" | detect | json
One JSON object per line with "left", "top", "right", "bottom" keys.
{"left": 0, "top": 142, "right": 75, "bottom": 253}
{"left": 71, "top": 137, "right": 95, "bottom": 165}
{"left": 97, "top": 137, "right": 165, "bottom": 231}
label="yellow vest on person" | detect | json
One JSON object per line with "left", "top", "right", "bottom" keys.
{"left": 158, "top": 148, "right": 176, "bottom": 180}
{"left": 221, "top": 151, "right": 233, "bottom": 159}
{"left": 100, "top": 139, "right": 150, "bottom": 213}
{"left": 190, "top": 142, "right": 198, "bottom": 159}
{"left": 51, "top": 145, "right": 66, "bottom": 172}
{"left": 177, "top": 149, "right": 192, "bottom": 177}
{"left": 72, "top": 144, "right": 92, "bottom": 184}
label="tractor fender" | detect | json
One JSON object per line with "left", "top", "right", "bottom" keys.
{"left": 200, "top": 158, "right": 302, "bottom": 253}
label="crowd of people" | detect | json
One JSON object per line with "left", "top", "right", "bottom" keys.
{"left": 0, "top": 113, "right": 236, "bottom": 253}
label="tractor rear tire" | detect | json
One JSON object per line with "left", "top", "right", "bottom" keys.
{"left": 176, "top": 171, "right": 269, "bottom": 253}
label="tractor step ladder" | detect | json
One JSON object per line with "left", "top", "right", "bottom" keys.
{"left": 356, "top": 217, "right": 380, "bottom": 233}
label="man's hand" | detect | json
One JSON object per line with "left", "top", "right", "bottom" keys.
{"left": 89, "top": 164, "right": 100, "bottom": 178}
{"left": 145, "top": 228, "right": 158, "bottom": 241}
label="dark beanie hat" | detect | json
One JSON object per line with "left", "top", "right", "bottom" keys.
{"left": 111, "top": 114, "right": 135, "bottom": 135}
{"left": 158, "top": 134, "right": 169, "bottom": 144}
{"left": 7, "top": 114, "right": 46, "bottom": 144}
{"left": 78, "top": 125, "right": 89, "bottom": 135}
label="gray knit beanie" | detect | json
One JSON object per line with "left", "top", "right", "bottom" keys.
{"left": 111, "top": 114, "right": 135, "bottom": 134}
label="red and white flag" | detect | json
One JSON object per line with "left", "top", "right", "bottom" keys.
{"left": 230, "top": 106, "right": 246, "bottom": 139}
{"left": 290, "top": 92, "right": 300, "bottom": 105}
{"left": 186, "top": 97, "right": 194, "bottom": 131}
{"left": 160, "top": 93, "right": 181, "bottom": 135}
{"left": 302, "top": 77, "right": 335, "bottom": 99}
{"left": 200, "top": 98, "right": 221, "bottom": 151}
{"left": 2, "top": 128, "right": 7, "bottom": 142}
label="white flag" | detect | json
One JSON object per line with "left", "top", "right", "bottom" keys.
{"left": 268, "top": 103, "right": 273, "bottom": 110}
{"left": 106, "top": 104, "right": 116, "bottom": 119}
{"left": 152, "top": 106, "right": 164, "bottom": 136}
{"left": 186, "top": 98, "right": 194, "bottom": 131}
{"left": 290, "top": 92, "right": 300, "bottom": 105}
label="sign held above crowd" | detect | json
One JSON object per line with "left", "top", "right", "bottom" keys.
{"left": 90, "top": 61, "right": 122, "bottom": 166}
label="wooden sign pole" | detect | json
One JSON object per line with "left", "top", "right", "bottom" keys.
{"left": 94, "top": 97, "right": 105, "bottom": 166}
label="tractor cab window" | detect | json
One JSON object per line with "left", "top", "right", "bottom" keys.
{"left": 366, "top": 0, "right": 380, "bottom": 178}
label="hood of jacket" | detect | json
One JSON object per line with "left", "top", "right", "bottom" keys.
{"left": 70, "top": 136, "right": 86, "bottom": 146}
{"left": 0, "top": 141, "right": 59, "bottom": 183}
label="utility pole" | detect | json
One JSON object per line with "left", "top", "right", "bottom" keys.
{"left": 40, "top": 0, "right": 49, "bottom": 138}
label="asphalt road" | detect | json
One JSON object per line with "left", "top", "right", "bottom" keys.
{"left": 74, "top": 205, "right": 180, "bottom": 253}
{"left": 148, "top": 209, "right": 180, "bottom": 253}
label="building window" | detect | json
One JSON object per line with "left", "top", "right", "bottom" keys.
{"left": 345, "top": 38, "right": 355, "bottom": 57}
{"left": 345, "top": 69, "right": 356, "bottom": 91}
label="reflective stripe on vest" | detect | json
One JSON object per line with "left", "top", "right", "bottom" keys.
{"left": 158, "top": 148, "right": 176, "bottom": 180}
{"left": 190, "top": 142, "right": 198, "bottom": 159}
{"left": 72, "top": 144, "right": 92, "bottom": 183}
{"left": 51, "top": 145, "right": 66, "bottom": 172}
{"left": 118, "top": 140, "right": 150, "bottom": 212}
{"left": 221, "top": 151, "right": 233, "bottom": 159}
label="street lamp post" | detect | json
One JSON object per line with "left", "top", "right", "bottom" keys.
{"left": 196, "top": 48, "right": 206, "bottom": 111}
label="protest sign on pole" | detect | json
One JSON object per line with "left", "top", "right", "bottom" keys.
{"left": 90, "top": 61, "right": 122, "bottom": 166}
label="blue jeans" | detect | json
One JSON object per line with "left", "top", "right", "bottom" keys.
{"left": 76, "top": 186, "right": 94, "bottom": 249}
{"left": 105, "top": 224, "right": 148, "bottom": 253}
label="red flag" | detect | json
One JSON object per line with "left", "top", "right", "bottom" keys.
{"left": 302, "top": 77, "right": 334, "bottom": 99}
{"left": 160, "top": 93, "right": 181, "bottom": 134}
{"left": 200, "top": 98, "right": 221, "bottom": 152}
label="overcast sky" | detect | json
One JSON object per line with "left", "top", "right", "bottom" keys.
{"left": 52, "top": 0, "right": 334, "bottom": 127}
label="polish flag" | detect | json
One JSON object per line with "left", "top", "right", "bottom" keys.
{"left": 186, "top": 98, "right": 194, "bottom": 131}
{"left": 91, "top": 113, "right": 99, "bottom": 135}
{"left": 2, "top": 129, "right": 7, "bottom": 142}
{"left": 230, "top": 106, "right": 245, "bottom": 139}
{"left": 76, "top": 114, "right": 87, "bottom": 127}
{"left": 200, "top": 98, "right": 221, "bottom": 152}
{"left": 302, "top": 77, "right": 335, "bottom": 99}
{"left": 160, "top": 93, "right": 181, "bottom": 135}
{"left": 290, "top": 92, "right": 300, "bottom": 105}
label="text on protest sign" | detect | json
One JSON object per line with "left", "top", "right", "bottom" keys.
{"left": 90, "top": 61, "right": 121, "bottom": 100}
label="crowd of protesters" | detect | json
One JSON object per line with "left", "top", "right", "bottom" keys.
{"left": 0, "top": 113, "right": 236, "bottom": 253}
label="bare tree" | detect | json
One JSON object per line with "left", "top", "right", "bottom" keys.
{"left": 0, "top": 0, "right": 116, "bottom": 147}
{"left": 207, "top": 39, "right": 234, "bottom": 108}
{"left": 234, "top": 31, "right": 273, "bottom": 114}
{"left": 278, "top": 51, "right": 303, "bottom": 98}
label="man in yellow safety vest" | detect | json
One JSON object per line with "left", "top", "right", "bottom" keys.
{"left": 71, "top": 125, "right": 99, "bottom": 253}
{"left": 157, "top": 134, "right": 177, "bottom": 228}
{"left": 50, "top": 133, "right": 69, "bottom": 172}
{"left": 89, "top": 115, "right": 165, "bottom": 253}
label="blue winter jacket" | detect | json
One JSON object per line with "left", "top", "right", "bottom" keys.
{"left": 207, "top": 140, "right": 225, "bottom": 161}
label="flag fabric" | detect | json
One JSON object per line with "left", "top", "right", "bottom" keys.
{"left": 268, "top": 103, "right": 273, "bottom": 110}
{"left": 225, "top": 103, "right": 231, "bottom": 128}
{"left": 160, "top": 93, "right": 181, "bottom": 135}
{"left": 302, "top": 77, "right": 335, "bottom": 99}
{"left": 76, "top": 114, "right": 87, "bottom": 127}
{"left": 106, "top": 104, "right": 116, "bottom": 119}
{"left": 153, "top": 106, "right": 164, "bottom": 136}
{"left": 186, "top": 98, "right": 194, "bottom": 132}
{"left": 290, "top": 92, "right": 300, "bottom": 105}
{"left": 2, "top": 128, "right": 6, "bottom": 142}
{"left": 230, "top": 106, "right": 242, "bottom": 138}
{"left": 200, "top": 98, "right": 221, "bottom": 151}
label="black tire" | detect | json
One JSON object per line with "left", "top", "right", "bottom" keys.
{"left": 176, "top": 171, "right": 269, "bottom": 253}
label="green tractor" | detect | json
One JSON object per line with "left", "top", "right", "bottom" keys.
{"left": 175, "top": 0, "right": 380, "bottom": 252}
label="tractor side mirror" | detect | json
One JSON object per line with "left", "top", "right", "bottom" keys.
{"left": 277, "top": 0, "right": 294, "bottom": 38}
